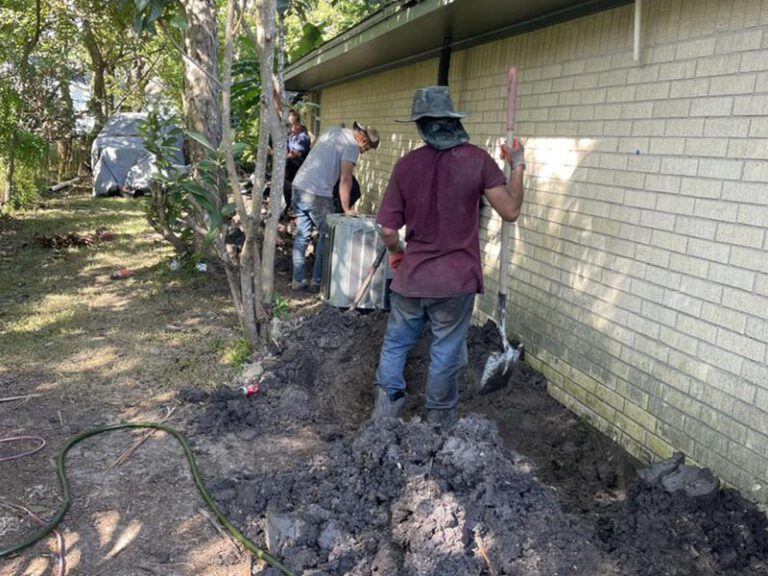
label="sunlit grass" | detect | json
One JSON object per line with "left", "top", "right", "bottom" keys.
{"left": 0, "top": 190, "right": 240, "bottom": 402}
{"left": 218, "top": 336, "right": 252, "bottom": 368}
{"left": 7, "top": 306, "right": 77, "bottom": 334}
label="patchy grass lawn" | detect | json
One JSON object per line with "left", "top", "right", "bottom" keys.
{"left": 0, "top": 188, "right": 325, "bottom": 576}
{"left": 0, "top": 188, "right": 246, "bottom": 411}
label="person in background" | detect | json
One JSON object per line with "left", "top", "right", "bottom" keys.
{"left": 291, "top": 120, "right": 380, "bottom": 292}
{"left": 283, "top": 109, "right": 311, "bottom": 214}
{"left": 371, "top": 85, "right": 526, "bottom": 430}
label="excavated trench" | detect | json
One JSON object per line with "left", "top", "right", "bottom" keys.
{"left": 178, "top": 306, "right": 768, "bottom": 576}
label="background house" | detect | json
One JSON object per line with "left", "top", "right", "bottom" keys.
{"left": 286, "top": 0, "right": 768, "bottom": 504}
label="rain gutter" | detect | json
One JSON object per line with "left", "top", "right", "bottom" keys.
{"left": 286, "top": 0, "right": 633, "bottom": 93}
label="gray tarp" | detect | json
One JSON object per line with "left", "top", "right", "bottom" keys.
{"left": 125, "top": 155, "right": 188, "bottom": 191}
{"left": 91, "top": 113, "right": 184, "bottom": 197}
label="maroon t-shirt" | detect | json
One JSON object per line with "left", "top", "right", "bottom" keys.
{"left": 376, "top": 143, "right": 506, "bottom": 298}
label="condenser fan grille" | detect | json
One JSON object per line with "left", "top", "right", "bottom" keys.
{"left": 321, "top": 214, "right": 392, "bottom": 310}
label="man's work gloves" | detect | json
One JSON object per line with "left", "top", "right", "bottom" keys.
{"left": 500, "top": 138, "right": 525, "bottom": 170}
{"left": 388, "top": 252, "right": 404, "bottom": 270}
{"left": 388, "top": 240, "right": 405, "bottom": 271}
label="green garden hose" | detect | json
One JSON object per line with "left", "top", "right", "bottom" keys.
{"left": 0, "top": 422, "right": 294, "bottom": 576}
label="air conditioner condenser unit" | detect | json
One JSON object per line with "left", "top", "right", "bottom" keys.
{"left": 321, "top": 214, "right": 393, "bottom": 310}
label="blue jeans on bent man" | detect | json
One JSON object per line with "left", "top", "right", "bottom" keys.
{"left": 375, "top": 292, "right": 475, "bottom": 411}
{"left": 292, "top": 187, "right": 334, "bottom": 285}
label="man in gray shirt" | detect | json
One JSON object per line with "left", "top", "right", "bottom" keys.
{"left": 291, "top": 121, "right": 379, "bottom": 291}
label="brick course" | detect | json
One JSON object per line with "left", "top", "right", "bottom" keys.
{"left": 315, "top": 0, "right": 768, "bottom": 504}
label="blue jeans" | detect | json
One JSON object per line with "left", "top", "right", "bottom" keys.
{"left": 375, "top": 292, "right": 475, "bottom": 410}
{"left": 292, "top": 188, "right": 334, "bottom": 285}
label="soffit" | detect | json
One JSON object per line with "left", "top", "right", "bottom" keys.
{"left": 285, "top": 0, "right": 632, "bottom": 92}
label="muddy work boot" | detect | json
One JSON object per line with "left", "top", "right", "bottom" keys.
{"left": 427, "top": 408, "right": 456, "bottom": 432}
{"left": 371, "top": 387, "right": 405, "bottom": 420}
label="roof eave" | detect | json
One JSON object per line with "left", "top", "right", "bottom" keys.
{"left": 285, "top": 0, "right": 633, "bottom": 93}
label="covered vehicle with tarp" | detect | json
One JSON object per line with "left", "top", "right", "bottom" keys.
{"left": 91, "top": 112, "right": 185, "bottom": 197}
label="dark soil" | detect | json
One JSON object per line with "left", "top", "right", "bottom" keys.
{"left": 3, "top": 204, "right": 768, "bottom": 575}
{"left": 179, "top": 306, "right": 768, "bottom": 576}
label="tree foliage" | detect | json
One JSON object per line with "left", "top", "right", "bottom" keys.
{"left": 0, "top": 0, "right": 384, "bottom": 344}
{"left": 0, "top": 0, "right": 192, "bottom": 208}
{"left": 283, "top": 0, "right": 391, "bottom": 60}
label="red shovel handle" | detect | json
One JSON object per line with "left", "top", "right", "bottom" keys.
{"left": 507, "top": 66, "right": 517, "bottom": 134}
{"left": 499, "top": 65, "right": 519, "bottom": 300}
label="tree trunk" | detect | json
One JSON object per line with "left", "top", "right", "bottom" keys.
{"left": 181, "top": 0, "right": 222, "bottom": 163}
{"left": 223, "top": 0, "right": 267, "bottom": 348}
{"left": 260, "top": 7, "right": 288, "bottom": 308}
{"left": 82, "top": 20, "right": 108, "bottom": 132}
{"left": 2, "top": 0, "right": 42, "bottom": 209}
{"left": 150, "top": 184, "right": 191, "bottom": 254}
{"left": 3, "top": 137, "right": 17, "bottom": 207}
{"left": 125, "top": 52, "right": 146, "bottom": 112}
{"left": 57, "top": 79, "right": 75, "bottom": 180}
{"left": 56, "top": 140, "right": 71, "bottom": 182}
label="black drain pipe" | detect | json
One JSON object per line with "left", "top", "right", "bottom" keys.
{"left": 438, "top": 36, "right": 451, "bottom": 85}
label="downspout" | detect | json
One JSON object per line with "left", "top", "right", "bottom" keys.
{"left": 438, "top": 36, "right": 452, "bottom": 85}
{"left": 633, "top": 0, "right": 641, "bottom": 62}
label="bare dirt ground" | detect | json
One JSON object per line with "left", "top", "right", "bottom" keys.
{"left": 2, "top": 193, "right": 768, "bottom": 576}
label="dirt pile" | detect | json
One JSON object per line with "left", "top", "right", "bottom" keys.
{"left": 192, "top": 307, "right": 388, "bottom": 440}
{"left": 178, "top": 306, "right": 768, "bottom": 576}
{"left": 212, "top": 416, "right": 604, "bottom": 575}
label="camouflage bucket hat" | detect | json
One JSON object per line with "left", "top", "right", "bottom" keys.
{"left": 396, "top": 85, "right": 468, "bottom": 122}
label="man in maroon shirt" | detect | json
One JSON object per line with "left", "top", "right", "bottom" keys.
{"left": 372, "top": 85, "right": 526, "bottom": 429}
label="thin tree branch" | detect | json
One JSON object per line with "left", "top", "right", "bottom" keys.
{"left": 159, "top": 21, "right": 223, "bottom": 90}
{"left": 112, "top": 47, "right": 167, "bottom": 112}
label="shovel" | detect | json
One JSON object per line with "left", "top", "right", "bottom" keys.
{"left": 347, "top": 246, "right": 387, "bottom": 313}
{"left": 479, "top": 65, "right": 524, "bottom": 395}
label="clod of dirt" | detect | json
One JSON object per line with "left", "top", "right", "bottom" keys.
{"left": 638, "top": 451, "right": 686, "bottom": 484}
{"left": 661, "top": 464, "right": 719, "bottom": 497}
{"left": 636, "top": 452, "right": 720, "bottom": 498}
{"left": 177, "top": 388, "right": 209, "bottom": 404}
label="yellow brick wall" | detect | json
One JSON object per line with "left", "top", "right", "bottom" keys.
{"left": 316, "top": 0, "right": 768, "bottom": 503}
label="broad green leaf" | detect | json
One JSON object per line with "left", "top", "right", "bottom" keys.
{"left": 168, "top": 12, "right": 188, "bottom": 30}
{"left": 132, "top": 13, "right": 146, "bottom": 34}
{"left": 146, "top": 1, "right": 164, "bottom": 26}
{"left": 186, "top": 131, "right": 216, "bottom": 152}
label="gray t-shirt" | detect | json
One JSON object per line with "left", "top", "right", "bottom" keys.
{"left": 293, "top": 126, "right": 360, "bottom": 198}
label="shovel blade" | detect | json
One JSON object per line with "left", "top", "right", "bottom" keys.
{"left": 478, "top": 344, "right": 523, "bottom": 395}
